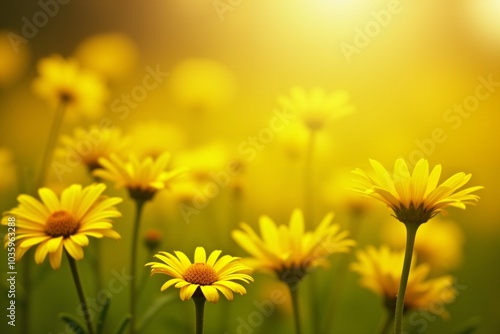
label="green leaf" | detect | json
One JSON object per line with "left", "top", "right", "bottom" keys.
{"left": 136, "top": 294, "right": 176, "bottom": 332}
{"left": 114, "top": 314, "right": 131, "bottom": 334}
{"left": 96, "top": 295, "right": 111, "bottom": 334}
{"left": 59, "top": 312, "right": 86, "bottom": 334}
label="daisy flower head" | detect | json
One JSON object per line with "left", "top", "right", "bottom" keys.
{"left": 352, "top": 158, "right": 483, "bottom": 226}
{"left": 232, "top": 209, "right": 355, "bottom": 283}
{"left": 74, "top": 32, "right": 138, "bottom": 81}
{"left": 32, "top": 55, "right": 109, "bottom": 119}
{"left": 169, "top": 58, "right": 236, "bottom": 113}
{"left": 56, "top": 125, "right": 131, "bottom": 173}
{"left": 2, "top": 183, "right": 122, "bottom": 269}
{"left": 277, "top": 86, "right": 354, "bottom": 132}
{"left": 350, "top": 245, "right": 457, "bottom": 318}
{"left": 93, "top": 152, "right": 186, "bottom": 202}
{"left": 146, "top": 247, "right": 253, "bottom": 303}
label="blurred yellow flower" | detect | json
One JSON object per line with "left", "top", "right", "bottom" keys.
{"left": 2, "top": 183, "right": 122, "bottom": 269}
{"left": 322, "top": 168, "right": 377, "bottom": 216}
{"left": 0, "top": 147, "right": 17, "bottom": 191}
{"left": 381, "top": 218, "right": 464, "bottom": 273}
{"left": 146, "top": 247, "right": 253, "bottom": 303}
{"left": 352, "top": 159, "right": 483, "bottom": 225}
{"left": 277, "top": 87, "right": 354, "bottom": 132}
{"left": 350, "top": 245, "right": 457, "bottom": 317}
{"left": 276, "top": 121, "right": 333, "bottom": 161}
{"left": 74, "top": 32, "right": 138, "bottom": 80}
{"left": 174, "top": 143, "right": 229, "bottom": 182}
{"left": 56, "top": 125, "right": 131, "bottom": 173}
{"left": 0, "top": 30, "right": 29, "bottom": 87}
{"left": 32, "top": 55, "right": 109, "bottom": 119}
{"left": 232, "top": 209, "right": 355, "bottom": 281}
{"left": 169, "top": 58, "right": 236, "bottom": 112}
{"left": 129, "top": 122, "right": 186, "bottom": 158}
{"left": 93, "top": 152, "right": 185, "bottom": 201}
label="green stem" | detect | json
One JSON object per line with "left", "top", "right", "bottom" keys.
{"left": 378, "top": 310, "right": 394, "bottom": 334}
{"left": 193, "top": 294, "right": 206, "bottom": 334}
{"left": 394, "top": 223, "right": 419, "bottom": 334}
{"left": 67, "top": 251, "right": 95, "bottom": 334}
{"left": 288, "top": 283, "right": 302, "bottom": 334}
{"left": 130, "top": 200, "right": 146, "bottom": 334}
{"left": 36, "top": 102, "right": 66, "bottom": 188}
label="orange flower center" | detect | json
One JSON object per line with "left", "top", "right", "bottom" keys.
{"left": 183, "top": 263, "right": 218, "bottom": 285}
{"left": 45, "top": 210, "right": 79, "bottom": 238}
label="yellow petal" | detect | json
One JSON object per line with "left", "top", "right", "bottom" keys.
{"left": 49, "top": 241, "right": 64, "bottom": 269}
{"left": 39, "top": 188, "right": 60, "bottom": 211}
{"left": 194, "top": 247, "right": 206, "bottom": 264}
{"left": 180, "top": 284, "right": 198, "bottom": 301}
{"left": 64, "top": 239, "right": 84, "bottom": 260}
{"left": 47, "top": 236, "right": 63, "bottom": 252}
{"left": 201, "top": 285, "right": 219, "bottom": 303}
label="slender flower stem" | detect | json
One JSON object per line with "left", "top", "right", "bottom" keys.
{"left": 130, "top": 199, "right": 146, "bottom": 334}
{"left": 36, "top": 102, "right": 66, "bottom": 188}
{"left": 394, "top": 223, "right": 420, "bottom": 334}
{"left": 287, "top": 283, "right": 302, "bottom": 334}
{"left": 193, "top": 294, "right": 206, "bottom": 334}
{"left": 67, "top": 251, "right": 95, "bottom": 334}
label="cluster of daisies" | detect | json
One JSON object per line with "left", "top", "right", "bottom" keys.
{"left": 1, "top": 54, "right": 483, "bottom": 334}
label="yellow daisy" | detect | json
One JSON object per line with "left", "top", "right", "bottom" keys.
{"left": 56, "top": 125, "right": 131, "bottom": 172}
{"left": 32, "top": 55, "right": 109, "bottom": 119}
{"left": 277, "top": 86, "right": 355, "bottom": 132}
{"left": 146, "top": 247, "right": 253, "bottom": 303}
{"left": 74, "top": 32, "right": 138, "bottom": 81}
{"left": 350, "top": 245, "right": 457, "bottom": 317}
{"left": 232, "top": 209, "right": 355, "bottom": 281}
{"left": 93, "top": 152, "right": 185, "bottom": 201}
{"left": 1, "top": 183, "right": 122, "bottom": 269}
{"left": 352, "top": 158, "right": 483, "bottom": 225}
{"left": 169, "top": 58, "right": 236, "bottom": 112}
{"left": 129, "top": 122, "right": 186, "bottom": 159}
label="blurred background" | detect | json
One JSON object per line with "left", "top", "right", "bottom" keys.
{"left": 1, "top": 0, "right": 499, "bottom": 333}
